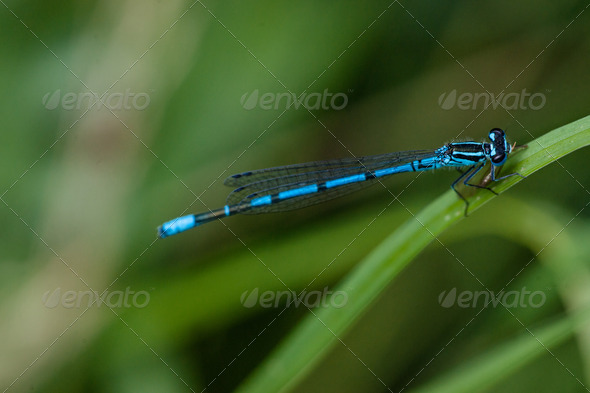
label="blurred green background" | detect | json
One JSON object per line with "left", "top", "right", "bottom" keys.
{"left": 1, "top": 0, "right": 590, "bottom": 392}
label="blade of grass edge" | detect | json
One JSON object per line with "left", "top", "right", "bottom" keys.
{"left": 409, "top": 306, "right": 590, "bottom": 393}
{"left": 407, "top": 213, "right": 590, "bottom": 393}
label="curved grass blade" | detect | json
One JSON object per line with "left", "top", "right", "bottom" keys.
{"left": 235, "top": 115, "right": 590, "bottom": 393}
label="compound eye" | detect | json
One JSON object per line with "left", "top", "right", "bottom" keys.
{"left": 489, "top": 128, "right": 504, "bottom": 141}
{"left": 491, "top": 153, "right": 506, "bottom": 165}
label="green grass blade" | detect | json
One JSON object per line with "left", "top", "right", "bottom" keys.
{"left": 235, "top": 115, "right": 590, "bottom": 393}
{"left": 409, "top": 306, "right": 590, "bottom": 393}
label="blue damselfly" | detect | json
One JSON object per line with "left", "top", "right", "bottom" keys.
{"left": 158, "top": 128, "right": 525, "bottom": 238}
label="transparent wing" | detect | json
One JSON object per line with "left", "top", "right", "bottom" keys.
{"left": 229, "top": 176, "right": 383, "bottom": 214}
{"left": 225, "top": 150, "right": 437, "bottom": 214}
{"left": 224, "top": 150, "right": 432, "bottom": 187}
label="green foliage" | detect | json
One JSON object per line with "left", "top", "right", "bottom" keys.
{"left": 1, "top": 1, "right": 590, "bottom": 392}
{"left": 236, "top": 117, "right": 590, "bottom": 393}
